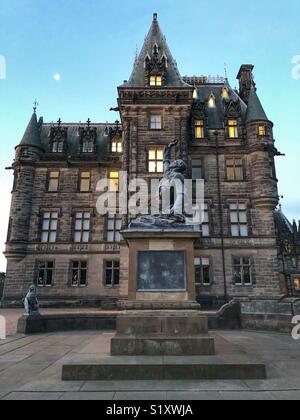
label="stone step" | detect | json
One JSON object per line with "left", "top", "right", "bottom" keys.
{"left": 62, "top": 355, "right": 266, "bottom": 381}
{"left": 111, "top": 335, "right": 215, "bottom": 356}
{"left": 117, "top": 313, "right": 208, "bottom": 335}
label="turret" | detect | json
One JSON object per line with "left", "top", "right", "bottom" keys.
{"left": 6, "top": 108, "right": 43, "bottom": 258}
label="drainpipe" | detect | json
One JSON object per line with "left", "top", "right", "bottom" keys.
{"left": 214, "top": 130, "right": 228, "bottom": 304}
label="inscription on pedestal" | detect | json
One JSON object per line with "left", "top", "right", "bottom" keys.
{"left": 137, "top": 251, "right": 186, "bottom": 291}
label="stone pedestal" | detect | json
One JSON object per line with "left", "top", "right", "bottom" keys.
{"left": 122, "top": 228, "right": 200, "bottom": 310}
{"left": 111, "top": 311, "right": 215, "bottom": 356}
{"left": 62, "top": 227, "right": 266, "bottom": 381}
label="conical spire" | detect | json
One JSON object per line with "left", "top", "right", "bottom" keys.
{"left": 123, "top": 13, "right": 188, "bottom": 88}
{"left": 245, "top": 86, "right": 269, "bottom": 123}
{"left": 19, "top": 110, "right": 42, "bottom": 148}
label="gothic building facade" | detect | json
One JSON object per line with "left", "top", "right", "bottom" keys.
{"left": 2, "top": 14, "right": 299, "bottom": 309}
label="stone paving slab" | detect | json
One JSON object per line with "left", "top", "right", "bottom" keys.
{"left": 0, "top": 330, "right": 299, "bottom": 400}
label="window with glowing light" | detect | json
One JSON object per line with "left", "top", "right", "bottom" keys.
{"left": 228, "top": 120, "right": 239, "bottom": 139}
{"left": 148, "top": 148, "right": 164, "bottom": 173}
{"left": 194, "top": 120, "right": 204, "bottom": 139}
{"left": 150, "top": 76, "right": 162, "bottom": 86}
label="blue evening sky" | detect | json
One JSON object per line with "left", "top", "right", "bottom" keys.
{"left": 0, "top": 0, "right": 299, "bottom": 271}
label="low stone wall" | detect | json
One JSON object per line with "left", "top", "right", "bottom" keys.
{"left": 240, "top": 298, "right": 300, "bottom": 334}
{"left": 15, "top": 299, "right": 300, "bottom": 335}
{"left": 17, "top": 314, "right": 117, "bottom": 335}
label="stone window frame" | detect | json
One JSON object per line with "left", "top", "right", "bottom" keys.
{"left": 228, "top": 201, "right": 250, "bottom": 238}
{"left": 111, "top": 139, "right": 123, "bottom": 154}
{"left": 47, "top": 170, "right": 60, "bottom": 193}
{"left": 194, "top": 119, "right": 205, "bottom": 140}
{"left": 147, "top": 146, "right": 164, "bottom": 174}
{"left": 148, "top": 110, "right": 163, "bottom": 131}
{"left": 40, "top": 210, "right": 59, "bottom": 244}
{"left": 103, "top": 260, "right": 120, "bottom": 288}
{"left": 78, "top": 170, "right": 92, "bottom": 193}
{"left": 73, "top": 211, "right": 92, "bottom": 243}
{"left": 69, "top": 260, "right": 88, "bottom": 288}
{"left": 194, "top": 256, "right": 213, "bottom": 287}
{"left": 225, "top": 156, "right": 246, "bottom": 182}
{"left": 35, "top": 260, "right": 55, "bottom": 288}
{"left": 106, "top": 214, "right": 123, "bottom": 243}
{"left": 232, "top": 255, "right": 256, "bottom": 287}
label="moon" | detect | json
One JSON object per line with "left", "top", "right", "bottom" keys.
{"left": 54, "top": 74, "right": 61, "bottom": 81}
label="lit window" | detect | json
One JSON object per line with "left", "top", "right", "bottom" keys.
{"left": 150, "top": 76, "right": 162, "bottom": 86}
{"left": 148, "top": 148, "right": 164, "bottom": 173}
{"left": 41, "top": 212, "right": 58, "bottom": 243}
{"left": 48, "top": 171, "right": 59, "bottom": 192}
{"left": 258, "top": 125, "right": 266, "bottom": 136}
{"left": 230, "top": 203, "right": 248, "bottom": 237}
{"left": 222, "top": 87, "right": 229, "bottom": 99}
{"left": 74, "top": 212, "right": 91, "bottom": 243}
{"left": 71, "top": 261, "right": 87, "bottom": 287}
{"left": 36, "top": 261, "right": 54, "bottom": 287}
{"left": 233, "top": 257, "right": 252, "bottom": 286}
{"left": 293, "top": 278, "right": 300, "bottom": 291}
{"left": 194, "top": 120, "right": 204, "bottom": 139}
{"left": 150, "top": 115, "right": 162, "bottom": 130}
{"left": 226, "top": 158, "right": 244, "bottom": 181}
{"left": 228, "top": 120, "right": 238, "bottom": 139}
{"left": 193, "top": 88, "right": 198, "bottom": 99}
{"left": 105, "top": 261, "right": 120, "bottom": 287}
{"left": 109, "top": 171, "right": 119, "bottom": 192}
{"left": 112, "top": 140, "right": 123, "bottom": 153}
{"left": 208, "top": 95, "right": 216, "bottom": 108}
{"left": 79, "top": 172, "right": 91, "bottom": 192}
{"left": 195, "top": 257, "right": 211, "bottom": 286}
{"left": 107, "top": 215, "right": 123, "bottom": 242}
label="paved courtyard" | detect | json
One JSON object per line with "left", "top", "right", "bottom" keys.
{"left": 0, "top": 329, "right": 299, "bottom": 400}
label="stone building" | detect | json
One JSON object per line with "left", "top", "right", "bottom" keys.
{"left": 2, "top": 14, "right": 299, "bottom": 310}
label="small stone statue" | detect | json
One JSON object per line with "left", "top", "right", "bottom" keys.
{"left": 23, "top": 284, "right": 40, "bottom": 316}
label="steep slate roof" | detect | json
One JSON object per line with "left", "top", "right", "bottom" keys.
{"left": 122, "top": 14, "right": 189, "bottom": 88}
{"left": 19, "top": 111, "right": 42, "bottom": 148}
{"left": 39, "top": 123, "right": 115, "bottom": 160}
{"left": 245, "top": 86, "right": 269, "bottom": 123}
{"left": 193, "top": 83, "right": 248, "bottom": 129}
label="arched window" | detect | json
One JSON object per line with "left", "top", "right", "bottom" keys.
{"left": 208, "top": 94, "right": 216, "bottom": 108}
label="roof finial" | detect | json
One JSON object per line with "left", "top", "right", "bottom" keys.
{"left": 224, "top": 63, "right": 228, "bottom": 81}
{"left": 153, "top": 13, "right": 158, "bottom": 22}
{"left": 33, "top": 99, "right": 39, "bottom": 114}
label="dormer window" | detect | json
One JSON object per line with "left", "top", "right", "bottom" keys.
{"left": 150, "top": 75, "right": 162, "bottom": 86}
{"left": 51, "top": 140, "right": 64, "bottom": 153}
{"left": 194, "top": 120, "right": 204, "bottom": 139}
{"left": 193, "top": 88, "right": 198, "bottom": 100}
{"left": 82, "top": 140, "right": 95, "bottom": 153}
{"left": 208, "top": 94, "right": 216, "bottom": 108}
{"left": 258, "top": 125, "right": 266, "bottom": 136}
{"left": 112, "top": 140, "right": 123, "bottom": 153}
{"left": 228, "top": 120, "right": 239, "bottom": 139}
{"left": 222, "top": 87, "right": 229, "bottom": 99}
